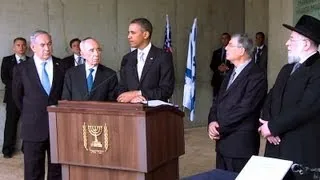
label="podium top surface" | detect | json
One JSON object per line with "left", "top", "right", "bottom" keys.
{"left": 47, "top": 101, "right": 184, "bottom": 117}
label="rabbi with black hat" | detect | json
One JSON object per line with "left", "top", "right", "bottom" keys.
{"left": 259, "top": 15, "right": 320, "bottom": 180}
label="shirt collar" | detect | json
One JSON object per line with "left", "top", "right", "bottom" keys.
{"left": 85, "top": 62, "right": 98, "bottom": 71}
{"left": 33, "top": 54, "right": 52, "bottom": 66}
{"left": 74, "top": 54, "right": 81, "bottom": 59}
{"left": 257, "top": 45, "right": 264, "bottom": 50}
{"left": 15, "top": 54, "right": 26, "bottom": 61}
{"left": 137, "top": 42, "right": 152, "bottom": 58}
{"left": 234, "top": 59, "right": 251, "bottom": 74}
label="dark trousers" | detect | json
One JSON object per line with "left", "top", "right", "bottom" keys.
{"left": 2, "top": 98, "right": 20, "bottom": 155}
{"left": 23, "top": 140, "right": 61, "bottom": 180}
{"left": 216, "top": 152, "right": 249, "bottom": 173}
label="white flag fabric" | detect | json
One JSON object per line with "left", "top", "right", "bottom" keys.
{"left": 183, "top": 18, "right": 197, "bottom": 121}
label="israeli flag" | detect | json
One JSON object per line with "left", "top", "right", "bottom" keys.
{"left": 183, "top": 18, "right": 197, "bottom": 121}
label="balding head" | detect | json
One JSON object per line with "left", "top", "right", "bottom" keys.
{"left": 80, "top": 37, "right": 102, "bottom": 67}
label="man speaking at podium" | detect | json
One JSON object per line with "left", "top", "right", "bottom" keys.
{"left": 62, "top": 37, "right": 118, "bottom": 101}
{"left": 117, "top": 18, "right": 175, "bottom": 103}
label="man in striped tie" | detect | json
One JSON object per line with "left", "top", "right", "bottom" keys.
{"left": 61, "top": 38, "right": 84, "bottom": 71}
{"left": 12, "top": 30, "right": 65, "bottom": 180}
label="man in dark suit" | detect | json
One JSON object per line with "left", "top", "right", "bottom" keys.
{"left": 1, "top": 37, "right": 29, "bottom": 158}
{"left": 62, "top": 37, "right": 118, "bottom": 101}
{"left": 259, "top": 15, "right": 320, "bottom": 180}
{"left": 210, "top": 33, "right": 233, "bottom": 97}
{"left": 12, "top": 30, "right": 63, "bottom": 180}
{"left": 208, "top": 34, "right": 267, "bottom": 173}
{"left": 252, "top": 32, "right": 268, "bottom": 72}
{"left": 61, "top": 38, "right": 84, "bottom": 70}
{"left": 117, "top": 18, "right": 175, "bottom": 103}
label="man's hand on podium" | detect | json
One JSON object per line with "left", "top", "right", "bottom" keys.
{"left": 130, "top": 95, "right": 147, "bottom": 103}
{"left": 117, "top": 90, "right": 140, "bottom": 103}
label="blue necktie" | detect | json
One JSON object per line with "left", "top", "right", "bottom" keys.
{"left": 87, "top": 68, "right": 94, "bottom": 92}
{"left": 41, "top": 62, "right": 51, "bottom": 95}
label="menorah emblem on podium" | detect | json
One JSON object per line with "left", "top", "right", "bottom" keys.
{"left": 88, "top": 125, "right": 103, "bottom": 148}
{"left": 83, "top": 122, "right": 109, "bottom": 154}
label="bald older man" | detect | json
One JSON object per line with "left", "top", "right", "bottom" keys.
{"left": 62, "top": 37, "right": 118, "bottom": 101}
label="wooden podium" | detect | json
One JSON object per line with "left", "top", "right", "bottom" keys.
{"left": 47, "top": 101, "right": 185, "bottom": 180}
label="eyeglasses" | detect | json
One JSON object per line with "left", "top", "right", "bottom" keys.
{"left": 227, "top": 44, "right": 242, "bottom": 48}
{"left": 289, "top": 38, "right": 308, "bottom": 42}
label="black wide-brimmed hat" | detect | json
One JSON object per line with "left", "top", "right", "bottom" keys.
{"left": 283, "top": 15, "right": 320, "bottom": 44}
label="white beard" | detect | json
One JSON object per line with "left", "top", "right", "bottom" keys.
{"left": 288, "top": 54, "right": 300, "bottom": 64}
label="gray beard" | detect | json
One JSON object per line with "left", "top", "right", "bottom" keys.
{"left": 288, "top": 55, "right": 300, "bottom": 64}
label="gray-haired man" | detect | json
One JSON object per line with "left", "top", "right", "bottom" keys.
{"left": 12, "top": 30, "right": 64, "bottom": 180}
{"left": 208, "top": 34, "right": 267, "bottom": 173}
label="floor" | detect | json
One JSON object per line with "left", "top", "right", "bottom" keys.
{"left": 0, "top": 127, "right": 266, "bottom": 179}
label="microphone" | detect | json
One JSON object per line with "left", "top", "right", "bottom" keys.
{"left": 83, "top": 69, "right": 120, "bottom": 100}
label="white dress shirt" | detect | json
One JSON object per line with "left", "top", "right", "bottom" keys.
{"left": 74, "top": 54, "right": 83, "bottom": 66}
{"left": 233, "top": 59, "right": 252, "bottom": 81}
{"left": 85, "top": 63, "right": 98, "bottom": 80}
{"left": 137, "top": 42, "right": 152, "bottom": 80}
{"left": 15, "top": 54, "right": 26, "bottom": 64}
{"left": 33, "top": 55, "right": 53, "bottom": 86}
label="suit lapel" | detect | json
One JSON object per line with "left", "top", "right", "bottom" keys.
{"left": 220, "top": 61, "right": 254, "bottom": 100}
{"left": 28, "top": 58, "right": 48, "bottom": 96}
{"left": 90, "top": 64, "right": 104, "bottom": 96}
{"left": 218, "top": 69, "right": 232, "bottom": 96}
{"left": 11, "top": 55, "right": 17, "bottom": 65}
{"left": 140, "top": 45, "right": 156, "bottom": 83}
{"left": 129, "top": 51, "right": 140, "bottom": 85}
{"left": 79, "top": 65, "right": 89, "bottom": 97}
{"left": 50, "top": 58, "right": 62, "bottom": 96}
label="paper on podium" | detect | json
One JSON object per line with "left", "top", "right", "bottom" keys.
{"left": 236, "top": 155, "right": 293, "bottom": 180}
{"left": 142, "top": 100, "right": 174, "bottom": 107}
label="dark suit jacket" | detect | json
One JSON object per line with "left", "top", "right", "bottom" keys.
{"left": 1, "top": 54, "right": 30, "bottom": 103}
{"left": 12, "top": 57, "right": 65, "bottom": 142}
{"left": 208, "top": 60, "right": 267, "bottom": 158}
{"left": 62, "top": 64, "right": 118, "bottom": 101}
{"left": 262, "top": 52, "right": 320, "bottom": 168}
{"left": 210, "top": 47, "right": 233, "bottom": 87}
{"left": 61, "top": 55, "right": 76, "bottom": 71}
{"left": 252, "top": 45, "right": 268, "bottom": 72}
{"left": 118, "top": 45, "right": 175, "bottom": 101}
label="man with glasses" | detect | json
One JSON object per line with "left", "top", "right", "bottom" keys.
{"left": 259, "top": 15, "right": 320, "bottom": 180}
{"left": 208, "top": 34, "right": 267, "bottom": 173}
